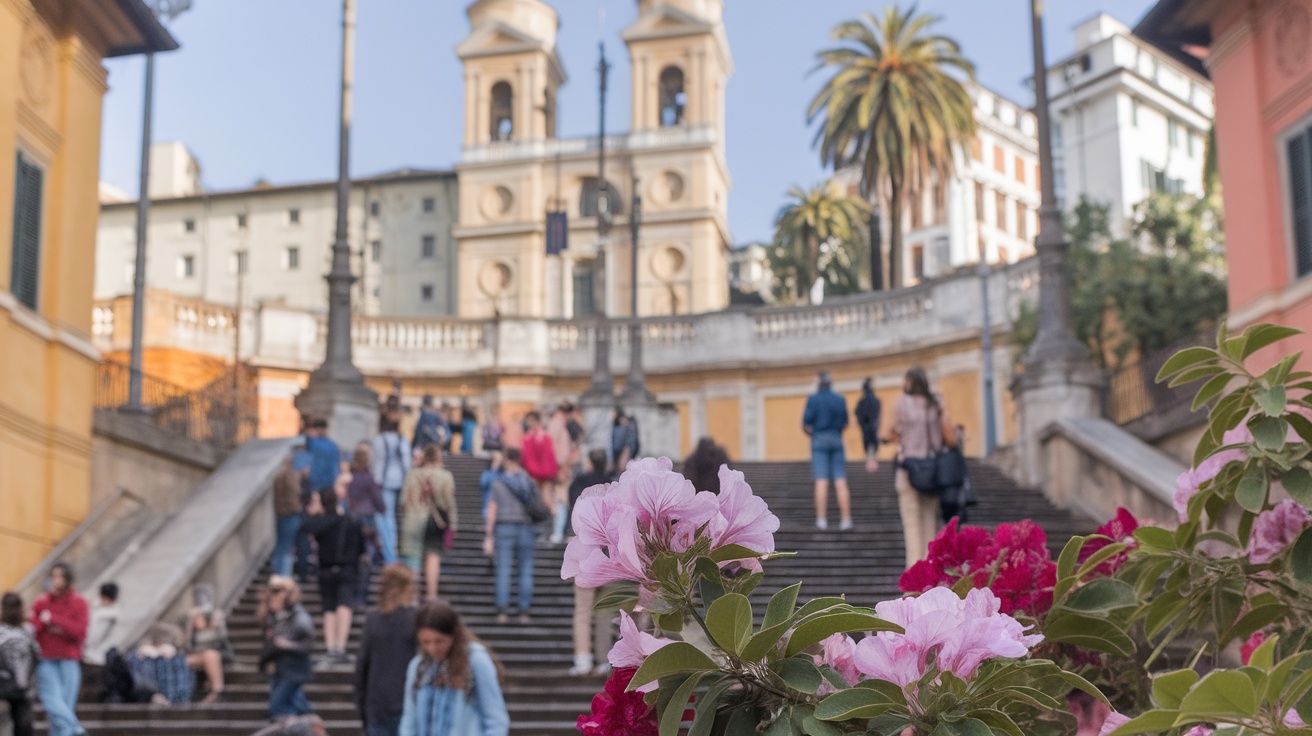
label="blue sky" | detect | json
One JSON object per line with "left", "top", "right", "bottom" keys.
{"left": 98, "top": 0, "right": 1158, "bottom": 245}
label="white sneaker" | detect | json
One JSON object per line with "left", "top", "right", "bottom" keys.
{"left": 549, "top": 533, "right": 564, "bottom": 545}
{"left": 839, "top": 519, "right": 853, "bottom": 531}
{"left": 815, "top": 519, "right": 828, "bottom": 530}
{"left": 569, "top": 654, "right": 594, "bottom": 677}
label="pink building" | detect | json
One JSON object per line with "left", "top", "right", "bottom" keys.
{"left": 1139, "top": 0, "right": 1312, "bottom": 362}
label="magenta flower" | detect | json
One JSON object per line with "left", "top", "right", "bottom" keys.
{"left": 1248, "top": 499, "right": 1310, "bottom": 564}
{"left": 814, "top": 634, "right": 860, "bottom": 693}
{"left": 853, "top": 588, "right": 1042, "bottom": 698}
{"left": 709, "top": 466, "right": 780, "bottom": 554}
{"left": 607, "top": 611, "right": 676, "bottom": 692}
{"left": 1097, "top": 713, "right": 1131, "bottom": 736}
{"left": 1182, "top": 728, "right": 1214, "bottom": 736}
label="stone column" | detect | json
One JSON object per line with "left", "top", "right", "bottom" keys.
{"left": 1011, "top": 0, "right": 1104, "bottom": 490}
{"left": 295, "top": 0, "right": 377, "bottom": 451}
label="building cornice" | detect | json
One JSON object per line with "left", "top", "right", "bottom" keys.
{"left": 100, "top": 169, "right": 458, "bottom": 211}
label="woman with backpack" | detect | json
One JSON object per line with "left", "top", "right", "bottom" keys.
{"left": 398, "top": 601, "right": 508, "bottom": 736}
{"left": 482, "top": 448, "right": 544, "bottom": 624}
{"left": 372, "top": 417, "right": 412, "bottom": 567}
{"left": 0, "top": 592, "right": 40, "bottom": 736}
{"left": 400, "top": 445, "right": 457, "bottom": 602}
{"left": 890, "top": 367, "right": 958, "bottom": 567}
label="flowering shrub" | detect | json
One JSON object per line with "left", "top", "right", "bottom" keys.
{"left": 567, "top": 458, "right": 1100, "bottom": 735}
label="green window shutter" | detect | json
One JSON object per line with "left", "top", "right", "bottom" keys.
{"left": 10, "top": 153, "right": 43, "bottom": 310}
{"left": 1289, "top": 129, "right": 1312, "bottom": 279}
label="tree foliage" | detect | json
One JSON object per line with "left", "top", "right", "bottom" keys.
{"left": 808, "top": 5, "right": 976, "bottom": 290}
{"left": 1014, "top": 194, "right": 1228, "bottom": 370}
{"left": 770, "top": 181, "right": 871, "bottom": 304}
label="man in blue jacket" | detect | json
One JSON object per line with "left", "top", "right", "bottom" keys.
{"left": 802, "top": 371, "right": 851, "bottom": 531}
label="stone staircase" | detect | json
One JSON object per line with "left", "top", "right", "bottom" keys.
{"left": 42, "top": 455, "right": 1095, "bottom": 736}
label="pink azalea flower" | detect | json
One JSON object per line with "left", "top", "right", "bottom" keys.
{"left": 814, "top": 634, "right": 860, "bottom": 693}
{"left": 607, "top": 611, "right": 675, "bottom": 692}
{"left": 709, "top": 466, "right": 780, "bottom": 554}
{"left": 1174, "top": 444, "right": 1248, "bottom": 522}
{"left": 1285, "top": 709, "right": 1306, "bottom": 728}
{"left": 1079, "top": 507, "right": 1139, "bottom": 576}
{"left": 1182, "top": 727, "right": 1214, "bottom": 736}
{"left": 1248, "top": 499, "right": 1310, "bottom": 564}
{"left": 1097, "top": 713, "right": 1131, "bottom": 736}
{"left": 853, "top": 633, "right": 923, "bottom": 688}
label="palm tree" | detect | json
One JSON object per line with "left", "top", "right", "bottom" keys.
{"left": 772, "top": 180, "right": 870, "bottom": 302}
{"left": 809, "top": 5, "right": 976, "bottom": 289}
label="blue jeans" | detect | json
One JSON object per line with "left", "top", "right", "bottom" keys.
{"left": 268, "top": 672, "right": 311, "bottom": 718}
{"left": 273, "top": 514, "right": 303, "bottom": 577}
{"left": 379, "top": 487, "right": 400, "bottom": 565}
{"left": 36, "top": 659, "right": 82, "bottom": 736}
{"left": 494, "top": 522, "right": 536, "bottom": 613}
{"left": 366, "top": 712, "right": 403, "bottom": 736}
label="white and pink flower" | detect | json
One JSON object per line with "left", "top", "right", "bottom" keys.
{"left": 1249, "top": 499, "right": 1311, "bottom": 564}
{"left": 607, "top": 611, "right": 675, "bottom": 692}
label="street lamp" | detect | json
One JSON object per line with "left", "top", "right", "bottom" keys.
{"left": 125, "top": 0, "right": 191, "bottom": 412}
{"left": 621, "top": 173, "right": 654, "bottom": 403}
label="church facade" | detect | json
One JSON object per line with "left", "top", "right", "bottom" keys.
{"left": 454, "top": 0, "right": 732, "bottom": 319}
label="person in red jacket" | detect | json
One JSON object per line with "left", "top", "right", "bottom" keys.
{"left": 520, "top": 411, "right": 558, "bottom": 508}
{"left": 31, "top": 562, "right": 89, "bottom": 736}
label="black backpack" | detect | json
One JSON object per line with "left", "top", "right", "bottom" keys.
{"left": 0, "top": 651, "right": 23, "bottom": 699}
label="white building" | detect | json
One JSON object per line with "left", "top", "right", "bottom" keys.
{"left": 96, "top": 143, "right": 459, "bottom": 317}
{"left": 841, "top": 84, "right": 1041, "bottom": 284}
{"left": 1047, "top": 13, "right": 1215, "bottom": 227}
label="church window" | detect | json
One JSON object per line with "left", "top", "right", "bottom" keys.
{"left": 421, "top": 284, "right": 433, "bottom": 302}
{"left": 421, "top": 234, "right": 436, "bottom": 258}
{"left": 580, "top": 178, "right": 624, "bottom": 220}
{"left": 490, "top": 82, "right": 514, "bottom": 142}
{"left": 659, "top": 66, "right": 686, "bottom": 127}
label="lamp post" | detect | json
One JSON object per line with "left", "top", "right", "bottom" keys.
{"left": 584, "top": 41, "right": 614, "bottom": 401}
{"left": 293, "top": 0, "right": 376, "bottom": 449}
{"left": 1023, "top": 0, "right": 1090, "bottom": 368}
{"left": 125, "top": 0, "right": 191, "bottom": 412}
{"left": 978, "top": 258, "right": 997, "bottom": 455}
{"left": 621, "top": 172, "right": 654, "bottom": 403}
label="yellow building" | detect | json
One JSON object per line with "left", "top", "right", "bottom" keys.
{"left": 0, "top": 0, "right": 175, "bottom": 587}
{"left": 455, "top": 0, "right": 732, "bottom": 319}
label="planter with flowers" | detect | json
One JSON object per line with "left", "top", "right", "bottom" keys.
{"left": 568, "top": 323, "right": 1312, "bottom": 736}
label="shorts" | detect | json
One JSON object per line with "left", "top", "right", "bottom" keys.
{"left": 811, "top": 445, "right": 847, "bottom": 481}
{"left": 318, "top": 567, "right": 358, "bottom": 611}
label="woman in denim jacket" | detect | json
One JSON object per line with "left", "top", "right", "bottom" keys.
{"left": 399, "top": 601, "right": 508, "bottom": 736}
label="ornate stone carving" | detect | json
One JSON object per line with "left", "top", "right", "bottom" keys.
{"left": 478, "top": 260, "right": 514, "bottom": 297}
{"left": 479, "top": 185, "right": 515, "bottom": 220}
{"left": 20, "top": 22, "right": 54, "bottom": 108}
{"left": 649, "top": 170, "right": 685, "bottom": 205}
{"left": 1276, "top": 0, "right": 1312, "bottom": 78}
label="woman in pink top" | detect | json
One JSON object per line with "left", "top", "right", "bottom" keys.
{"left": 889, "top": 367, "right": 957, "bottom": 567}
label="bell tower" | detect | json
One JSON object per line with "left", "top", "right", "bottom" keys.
{"left": 624, "top": 0, "right": 731, "bottom": 137}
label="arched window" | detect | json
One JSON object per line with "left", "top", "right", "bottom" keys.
{"left": 580, "top": 177, "right": 624, "bottom": 220}
{"left": 543, "top": 88, "right": 557, "bottom": 139}
{"left": 490, "top": 82, "right": 513, "bottom": 141}
{"left": 659, "top": 66, "right": 686, "bottom": 127}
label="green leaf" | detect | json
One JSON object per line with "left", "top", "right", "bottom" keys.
{"left": 629, "top": 642, "right": 719, "bottom": 690}
{"left": 658, "top": 673, "right": 703, "bottom": 736}
{"left": 1062, "top": 578, "right": 1138, "bottom": 614}
{"left": 763, "top": 709, "right": 793, "bottom": 736}
{"left": 1251, "top": 416, "right": 1288, "bottom": 451}
{"left": 930, "top": 719, "right": 992, "bottom": 736}
{"left": 1169, "top": 364, "right": 1226, "bottom": 388}
{"left": 773, "top": 656, "right": 824, "bottom": 695}
{"left": 1249, "top": 633, "right": 1279, "bottom": 671}
{"left": 1133, "top": 526, "right": 1178, "bottom": 552}
{"left": 1236, "top": 466, "right": 1270, "bottom": 513}
{"left": 801, "top": 715, "right": 844, "bottom": 736}
{"left": 1290, "top": 526, "right": 1312, "bottom": 585}
{"left": 764, "top": 583, "right": 802, "bottom": 629}
{"left": 1285, "top": 467, "right": 1312, "bottom": 507}
{"left": 1157, "top": 347, "right": 1220, "bottom": 382}
{"left": 1059, "top": 669, "right": 1111, "bottom": 704}
{"left": 1042, "top": 613, "right": 1136, "bottom": 656}
{"left": 1256, "top": 385, "right": 1289, "bottom": 417}
{"left": 697, "top": 557, "right": 727, "bottom": 611}
{"left": 1240, "top": 324, "right": 1303, "bottom": 359}
{"left": 654, "top": 611, "right": 685, "bottom": 633}
{"left": 785, "top": 612, "right": 902, "bottom": 657}
{"left": 593, "top": 585, "right": 639, "bottom": 612}
{"left": 1144, "top": 590, "right": 1189, "bottom": 640}
{"left": 740, "top": 618, "right": 794, "bottom": 662}
{"left": 1193, "top": 372, "right": 1234, "bottom": 410}
{"left": 1056, "top": 535, "right": 1086, "bottom": 580}
{"left": 1221, "top": 603, "right": 1290, "bottom": 646}
{"left": 709, "top": 544, "right": 766, "bottom": 564}
{"left": 1222, "top": 335, "right": 1248, "bottom": 362}
{"left": 1178, "top": 670, "right": 1259, "bottom": 719}
{"left": 1106, "top": 709, "right": 1182, "bottom": 735}
{"left": 705, "top": 593, "right": 753, "bottom": 655}
{"left": 687, "top": 681, "right": 730, "bottom": 736}
{"left": 1151, "top": 669, "right": 1199, "bottom": 709}
{"left": 814, "top": 686, "right": 902, "bottom": 722}
{"left": 793, "top": 597, "right": 848, "bottom": 620}
{"left": 966, "top": 709, "right": 1023, "bottom": 736}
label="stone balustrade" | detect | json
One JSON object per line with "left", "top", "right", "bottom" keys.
{"left": 461, "top": 125, "right": 718, "bottom": 165}
{"left": 93, "top": 258, "right": 1039, "bottom": 379}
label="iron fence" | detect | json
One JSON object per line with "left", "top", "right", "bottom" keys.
{"left": 1105, "top": 338, "right": 1206, "bottom": 426}
{"left": 94, "top": 361, "right": 258, "bottom": 449}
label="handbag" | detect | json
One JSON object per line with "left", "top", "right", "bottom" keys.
{"left": 421, "top": 475, "right": 451, "bottom": 547}
{"left": 504, "top": 475, "right": 552, "bottom": 524}
{"left": 901, "top": 403, "right": 955, "bottom": 496}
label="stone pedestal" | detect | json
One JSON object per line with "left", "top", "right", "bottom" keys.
{"left": 294, "top": 380, "right": 378, "bottom": 454}
{"left": 1012, "top": 357, "right": 1105, "bottom": 492}
{"left": 579, "top": 394, "right": 615, "bottom": 459}
{"left": 628, "top": 400, "right": 681, "bottom": 460}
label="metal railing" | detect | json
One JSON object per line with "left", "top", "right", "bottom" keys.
{"left": 94, "top": 360, "right": 258, "bottom": 449}
{"left": 1105, "top": 337, "right": 1206, "bottom": 426}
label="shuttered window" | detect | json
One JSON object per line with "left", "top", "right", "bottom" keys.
{"left": 10, "top": 153, "right": 43, "bottom": 310}
{"left": 1289, "top": 128, "right": 1312, "bottom": 278}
